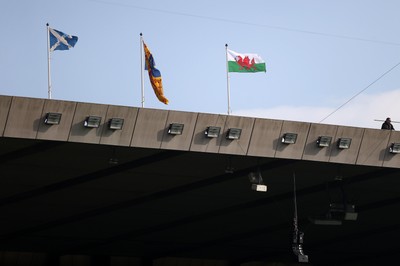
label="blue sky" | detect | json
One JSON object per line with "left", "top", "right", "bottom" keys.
{"left": 1, "top": 0, "right": 400, "bottom": 129}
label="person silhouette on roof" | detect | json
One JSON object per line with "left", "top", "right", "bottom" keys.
{"left": 381, "top": 117, "right": 395, "bottom": 130}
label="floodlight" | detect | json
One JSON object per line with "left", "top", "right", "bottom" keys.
{"left": 205, "top": 126, "right": 221, "bottom": 138}
{"left": 224, "top": 167, "right": 234, "bottom": 174}
{"left": 84, "top": 116, "right": 102, "bottom": 128}
{"left": 168, "top": 123, "right": 184, "bottom": 135}
{"left": 317, "top": 136, "right": 332, "bottom": 147}
{"left": 248, "top": 172, "right": 262, "bottom": 184}
{"left": 248, "top": 171, "right": 267, "bottom": 192}
{"left": 389, "top": 143, "right": 400, "bottom": 154}
{"left": 330, "top": 203, "right": 358, "bottom": 221}
{"left": 310, "top": 207, "right": 343, "bottom": 226}
{"left": 44, "top": 112, "right": 62, "bottom": 125}
{"left": 338, "top": 138, "right": 352, "bottom": 149}
{"left": 251, "top": 184, "right": 267, "bottom": 192}
{"left": 108, "top": 118, "right": 124, "bottom": 130}
{"left": 282, "top": 133, "right": 297, "bottom": 144}
{"left": 226, "top": 128, "right": 242, "bottom": 140}
{"left": 344, "top": 211, "right": 358, "bottom": 221}
{"left": 311, "top": 202, "right": 357, "bottom": 225}
{"left": 309, "top": 217, "right": 342, "bottom": 226}
{"left": 108, "top": 158, "right": 119, "bottom": 165}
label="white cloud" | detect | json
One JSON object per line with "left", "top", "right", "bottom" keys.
{"left": 235, "top": 89, "right": 400, "bottom": 129}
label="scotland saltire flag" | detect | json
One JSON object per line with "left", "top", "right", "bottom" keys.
{"left": 49, "top": 27, "right": 78, "bottom": 52}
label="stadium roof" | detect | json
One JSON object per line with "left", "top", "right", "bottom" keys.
{"left": 1, "top": 95, "right": 400, "bottom": 265}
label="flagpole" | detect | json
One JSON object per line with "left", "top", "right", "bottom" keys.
{"left": 225, "top": 44, "right": 231, "bottom": 115}
{"left": 46, "top": 23, "right": 52, "bottom": 99}
{"left": 140, "top": 33, "right": 145, "bottom": 108}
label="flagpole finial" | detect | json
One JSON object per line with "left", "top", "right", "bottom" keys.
{"left": 225, "top": 43, "right": 228, "bottom": 48}
{"left": 140, "top": 32, "right": 142, "bottom": 36}
{"left": 46, "top": 23, "right": 49, "bottom": 27}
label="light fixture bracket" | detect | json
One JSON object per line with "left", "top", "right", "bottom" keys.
{"left": 44, "top": 112, "right": 62, "bottom": 125}
{"left": 226, "top": 128, "right": 242, "bottom": 140}
{"left": 84, "top": 116, "right": 102, "bottom": 128}
{"left": 317, "top": 136, "right": 332, "bottom": 147}
{"left": 108, "top": 118, "right": 124, "bottom": 130}
{"left": 338, "top": 138, "right": 352, "bottom": 149}
{"left": 389, "top": 143, "right": 400, "bottom": 154}
{"left": 205, "top": 126, "right": 221, "bottom": 138}
{"left": 168, "top": 123, "right": 184, "bottom": 135}
{"left": 282, "top": 133, "right": 297, "bottom": 144}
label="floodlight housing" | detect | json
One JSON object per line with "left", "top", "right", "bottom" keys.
{"left": 108, "top": 118, "right": 124, "bottom": 130}
{"left": 205, "top": 126, "right": 221, "bottom": 138}
{"left": 317, "top": 136, "right": 332, "bottom": 147}
{"left": 344, "top": 211, "right": 358, "bottom": 221}
{"left": 248, "top": 171, "right": 267, "bottom": 192}
{"left": 310, "top": 202, "right": 357, "bottom": 225}
{"left": 330, "top": 203, "right": 358, "bottom": 221}
{"left": 338, "top": 138, "right": 352, "bottom": 149}
{"left": 309, "top": 217, "right": 342, "bottom": 226}
{"left": 251, "top": 184, "right": 267, "bottom": 192}
{"left": 389, "top": 143, "right": 400, "bottom": 154}
{"left": 226, "top": 128, "right": 242, "bottom": 140}
{"left": 282, "top": 133, "right": 297, "bottom": 144}
{"left": 84, "top": 116, "right": 101, "bottom": 128}
{"left": 168, "top": 123, "right": 184, "bottom": 135}
{"left": 44, "top": 112, "right": 62, "bottom": 125}
{"left": 248, "top": 172, "right": 263, "bottom": 184}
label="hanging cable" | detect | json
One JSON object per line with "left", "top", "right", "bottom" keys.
{"left": 319, "top": 60, "right": 400, "bottom": 123}
{"left": 89, "top": 0, "right": 400, "bottom": 47}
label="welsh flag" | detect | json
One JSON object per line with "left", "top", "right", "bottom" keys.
{"left": 227, "top": 49, "right": 266, "bottom": 73}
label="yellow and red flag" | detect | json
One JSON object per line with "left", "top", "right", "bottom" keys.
{"left": 143, "top": 42, "right": 169, "bottom": 104}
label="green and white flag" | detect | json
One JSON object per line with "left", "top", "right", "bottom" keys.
{"left": 227, "top": 49, "right": 266, "bottom": 73}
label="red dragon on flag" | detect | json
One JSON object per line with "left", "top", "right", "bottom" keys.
{"left": 234, "top": 55, "right": 256, "bottom": 71}
{"left": 227, "top": 48, "right": 266, "bottom": 73}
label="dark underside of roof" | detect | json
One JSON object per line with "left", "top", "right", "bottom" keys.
{"left": 1, "top": 137, "right": 400, "bottom": 265}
